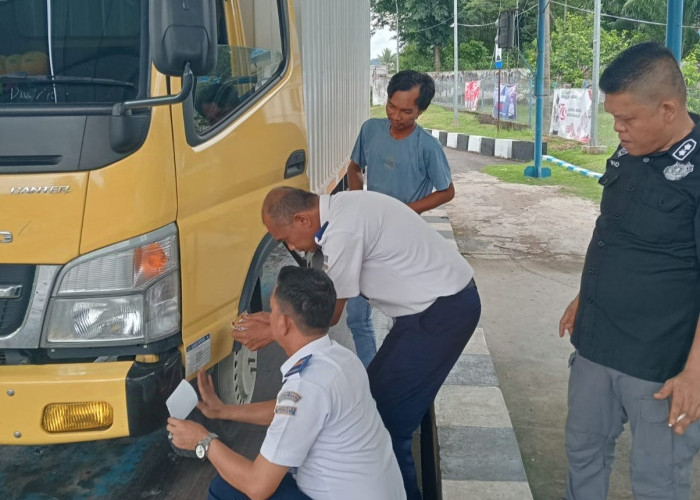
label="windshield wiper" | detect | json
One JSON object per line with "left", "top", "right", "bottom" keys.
{"left": 0, "top": 74, "right": 134, "bottom": 88}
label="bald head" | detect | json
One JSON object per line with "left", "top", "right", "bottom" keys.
{"left": 600, "top": 42, "right": 687, "bottom": 105}
{"left": 262, "top": 187, "right": 319, "bottom": 225}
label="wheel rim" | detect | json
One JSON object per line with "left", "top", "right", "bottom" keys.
{"left": 216, "top": 346, "right": 258, "bottom": 405}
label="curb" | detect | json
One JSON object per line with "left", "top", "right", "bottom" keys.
{"left": 543, "top": 155, "right": 603, "bottom": 179}
{"left": 426, "top": 129, "right": 547, "bottom": 162}
{"left": 422, "top": 208, "right": 533, "bottom": 500}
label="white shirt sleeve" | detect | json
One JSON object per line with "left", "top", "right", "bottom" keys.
{"left": 259, "top": 378, "right": 330, "bottom": 468}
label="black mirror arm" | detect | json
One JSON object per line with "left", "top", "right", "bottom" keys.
{"left": 112, "top": 62, "right": 194, "bottom": 116}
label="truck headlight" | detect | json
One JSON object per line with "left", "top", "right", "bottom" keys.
{"left": 43, "top": 224, "right": 180, "bottom": 346}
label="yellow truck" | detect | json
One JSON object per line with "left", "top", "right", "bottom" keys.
{"left": 0, "top": 0, "right": 368, "bottom": 444}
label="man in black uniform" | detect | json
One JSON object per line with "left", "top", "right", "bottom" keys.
{"left": 559, "top": 42, "right": 700, "bottom": 499}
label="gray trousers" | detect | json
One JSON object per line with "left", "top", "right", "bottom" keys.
{"left": 565, "top": 351, "right": 700, "bottom": 500}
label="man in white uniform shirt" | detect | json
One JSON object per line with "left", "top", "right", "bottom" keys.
{"left": 168, "top": 266, "right": 404, "bottom": 500}
{"left": 236, "top": 187, "right": 481, "bottom": 500}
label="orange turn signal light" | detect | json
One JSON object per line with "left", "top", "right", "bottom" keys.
{"left": 134, "top": 242, "right": 168, "bottom": 280}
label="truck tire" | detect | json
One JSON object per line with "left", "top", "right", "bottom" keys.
{"left": 213, "top": 344, "right": 258, "bottom": 405}
{"left": 212, "top": 242, "right": 297, "bottom": 408}
{"left": 213, "top": 278, "right": 262, "bottom": 406}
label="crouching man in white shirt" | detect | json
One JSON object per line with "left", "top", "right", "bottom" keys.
{"left": 168, "top": 266, "right": 405, "bottom": 500}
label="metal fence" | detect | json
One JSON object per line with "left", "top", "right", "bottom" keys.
{"left": 428, "top": 68, "right": 536, "bottom": 127}
{"left": 369, "top": 68, "right": 700, "bottom": 150}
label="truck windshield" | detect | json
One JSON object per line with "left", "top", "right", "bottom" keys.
{"left": 0, "top": 0, "right": 145, "bottom": 106}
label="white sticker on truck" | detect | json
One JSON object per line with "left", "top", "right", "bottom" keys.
{"left": 185, "top": 333, "right": 211, "bottom": 377}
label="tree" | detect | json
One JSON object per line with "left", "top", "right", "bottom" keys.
{"left": 372, "top": 0, "right": 454, "bottom": 71}
{"left": 398, "top": 42, "right": 435, "bottom": 72}
{"left": 607, "top": 0, "right": 700, "bottom": 55}
{"left": 377, "top": 48, "right": 397, "bottom": 73}
{"left": 526, "top": 12, "right": 635, "bottom": 87}
{"left": 682, "top": 45, "right": 700, "bottom": 113}
{"left": 441, "top": 40, "right": 493, "bottom": 70}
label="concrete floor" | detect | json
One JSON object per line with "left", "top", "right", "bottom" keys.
{"left": 6, "top": 146, "right": 700, "bottom": 499}
{"left": 443, "top": 147, "right": 700, "bottom": 500}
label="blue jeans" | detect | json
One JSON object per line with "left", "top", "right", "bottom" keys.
{"left": 208, "top": 473, "right": 311, "bottom": 500}
{"left": 346, "top": 295, "right": 377, "bottom": 368}
{"left": 368, "top": 281, "right": 481, "bottom": 500}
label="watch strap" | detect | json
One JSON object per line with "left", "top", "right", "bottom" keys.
{"left": 198, "top": 432, "right": 219, "bottom": 459}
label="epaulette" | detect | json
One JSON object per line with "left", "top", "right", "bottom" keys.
{"left": 671, "top": 138, "right": 697, "bottom": 162}
{"left": 284, "top": 354, "right": 312, "bottom": 379}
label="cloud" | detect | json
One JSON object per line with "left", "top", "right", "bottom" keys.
{"left": 371, "top": 27, "right": 397, "bottom": 59}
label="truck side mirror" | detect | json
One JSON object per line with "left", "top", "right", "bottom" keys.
{"left": 149, "top": 0, "right": 218, "bottom": 77}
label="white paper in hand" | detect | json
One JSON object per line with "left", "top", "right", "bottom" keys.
{"left": 166, "top": 379, "right": 198, "bottom": 419}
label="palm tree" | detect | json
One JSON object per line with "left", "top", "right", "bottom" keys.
{"left": 377, "top": 47, "right": 396, "bottom": 73}
{"left": 617, "top": 0, "right": 700, "bottom": 55}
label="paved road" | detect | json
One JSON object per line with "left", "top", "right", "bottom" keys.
{"left": 443, "top": 147, "right": 700, "bottom": 500}
{"left": 7, "top": 146, "right": 700, "bottom": 500}
{"left": 0, "top": 249, "right": 377, "bottom": 500}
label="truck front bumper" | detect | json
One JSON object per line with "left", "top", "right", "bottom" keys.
{"left": 0, "top": 350, "right": 181, "bottom": 445}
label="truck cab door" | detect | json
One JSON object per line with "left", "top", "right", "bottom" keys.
{"left": 169, "top": 0, "right": 308, "bottom": 378}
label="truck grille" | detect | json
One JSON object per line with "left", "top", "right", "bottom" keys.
{"left": 0, "top": 264, "right": 35, "bottom": 337}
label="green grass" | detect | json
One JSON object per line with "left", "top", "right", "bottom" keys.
{"left": 483, "top": 163, "right": 604, "bottom": 202}
{"left": 371, "top": 104, "right": 611, "bottom": 203}
{"left": 372, "top": 104, "right": 536, "bottom": 140}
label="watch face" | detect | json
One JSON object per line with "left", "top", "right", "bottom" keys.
{"left": 195, "top": 444, "right": 206, "bottom": 459}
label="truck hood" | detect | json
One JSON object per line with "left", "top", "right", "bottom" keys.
{"left": 0, "top": 173, "right": 88, "bottom": 264}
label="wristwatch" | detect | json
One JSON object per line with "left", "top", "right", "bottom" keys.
{"left": 195, "top": 432, "right": 219, "bottom": 460}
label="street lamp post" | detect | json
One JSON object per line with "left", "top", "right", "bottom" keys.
{"left": 453, "top": 0, "right": 459, "bottom": 125}
{"left": 590, "top": 0, "right": 600, "bottom": 148}
{"left": 395, "top": 0, "right": 400, "bottom": 73}
{"left": 524, "top": 0, "right": 551, "bottom": 178}
{"left": 666, "top": 0, "right": 684, "bottom": 61}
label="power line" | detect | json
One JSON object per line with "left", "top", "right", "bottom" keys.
{"left": 457, "top": 21, "right": 497, "bottom": 28}
{"left": 412, "top": 18, "right": 451, "bottom": 33}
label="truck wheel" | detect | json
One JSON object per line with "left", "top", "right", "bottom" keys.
{"left": 213, "top": 278, "right": 262, "bottom": 405}
{"left": 212, "top": 243, "right": 296, "bottom": 407}
{"left": 214, "top": 345, "right": 258, "bottom": 405}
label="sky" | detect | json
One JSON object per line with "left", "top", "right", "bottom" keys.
{"left": 370, "top": 26, "right": 397, "bottom": 59}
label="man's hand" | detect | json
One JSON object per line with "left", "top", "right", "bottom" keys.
{"left": 232, "top": 312, "right": 273, "bottom": 350}
{"left": 196, "top": 369, "right": 227, "bottom": 420}
{"left": 347, "top": 161, "right": 364, "bottom": 190}
{"left": 559, "top": 295, "right": 580, "bottom": 338}
{"left": 654, "top": 367, "right": 700, "bottom": 435}
{"left": 167, "top": 417, "right": 209, "bottom": 450}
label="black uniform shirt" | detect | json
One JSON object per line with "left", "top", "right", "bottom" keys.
{"left": 573, "top": 115, "right": 700, "bottom": 382}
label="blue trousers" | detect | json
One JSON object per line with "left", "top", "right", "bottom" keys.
{"left": 368, "top": 281, "right": 481, "bottom": 500}
{"left": 208, "top": 473, "right": 311, "bottom": 500}
{"left": 346, "top": 295, "right": 377, "bottom": 367}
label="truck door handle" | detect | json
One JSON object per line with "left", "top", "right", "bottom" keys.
{"left": 284, "top": 150, "right": 306, "bottom": 179}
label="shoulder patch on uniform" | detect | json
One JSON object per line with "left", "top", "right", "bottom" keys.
{"left": 664, "top": 161, "right": 694, "bottom": 181}
{"left": 278, "top": 391, "right": 303, "bottom": 404}
{"left": 274, "top": 405, "right": 297, "bottom": 416}
{"left": 284, "top": 354, "right": 312, "bottom": 378}
{"left": 672, "top": 139, "right": 697, "bottom": 161}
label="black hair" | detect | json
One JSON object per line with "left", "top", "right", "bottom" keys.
{"left": 263, "top": 187, "right": 318, "bottom": 225}
{"left": 387, "top": 70, "right": 436, "bottom": 111}
{"left": 275, "top": 266, "right": 337, "bottom": 335}
{"left": 599, "top": 42, "right": 686, "bottom": 103}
